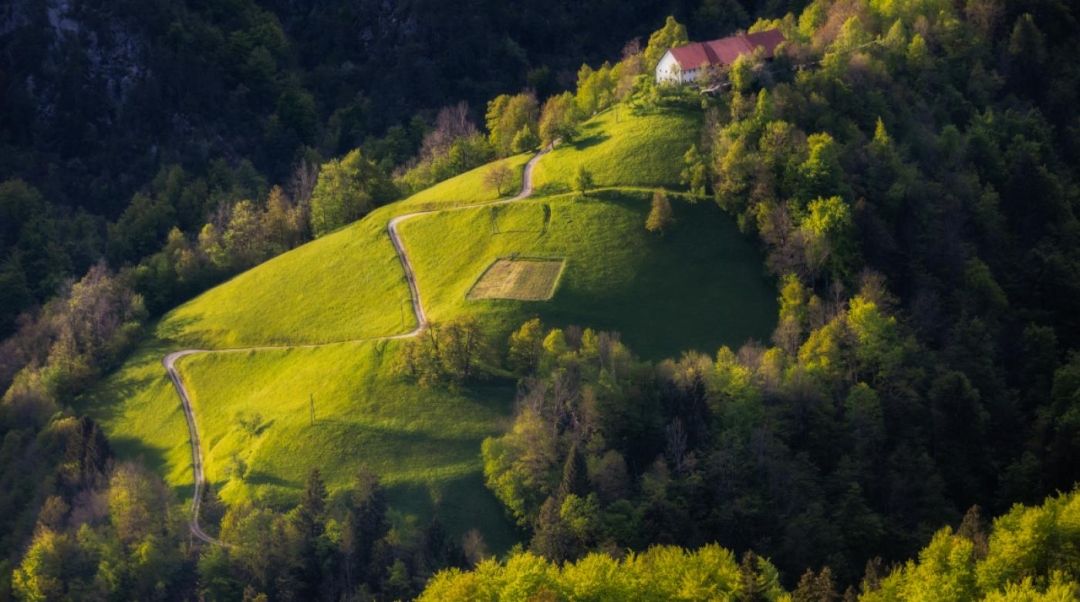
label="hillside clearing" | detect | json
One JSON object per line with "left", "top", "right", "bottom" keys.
{"left": 400, "top": 190, "right": 775, "bottom": 360}
{"left": 82, "top": 105, "right": 772, "bottom": 554}
{"left": 531, "top": 107, "right": 702, "bottom": 193}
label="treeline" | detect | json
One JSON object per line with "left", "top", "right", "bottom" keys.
{"left": 447, "top": 0, "right": 1080, "bottom": 587}
{"left": 8, "top": 458, "right": 471, "bottom": 600}
{"left": 0, "top": 264, "right": 146, "bottom": 583}
{"left": 1, "top": 0, "right": 782, "bottom": 214}
{"left": 417, "top": 489, "right": 1080, "bottom": 600}
{"left": 0, "top": 0, "right": 796, "bottom": 337}
{"left": 0, "top": 3, "right": 679, "bottom": 338}
{"left": 697, "top": 0, "right": 1080, "bottom": 524}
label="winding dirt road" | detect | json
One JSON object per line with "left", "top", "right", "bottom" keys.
{"left": 164, "top": 149, "right": 546, "bottom": 545}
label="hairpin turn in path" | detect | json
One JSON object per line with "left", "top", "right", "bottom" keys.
{"left": 163, "top": 148, "right": 548, "bottom": 545}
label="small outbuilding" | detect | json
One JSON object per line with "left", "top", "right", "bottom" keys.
{"left": 655, "top": 29, "right": 786, "bottom": 85}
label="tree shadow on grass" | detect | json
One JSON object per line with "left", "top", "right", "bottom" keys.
{"left": 107, "top": 435, "right": 185, "bottom": 493}
{"left": 568, "top": 132, "right": 609, "bottom": 151}
{"left": 243, "top": 470, "right": 298, "bottom": 489}
{"left": 535, "top": 182, "right": 570, "bottom": 196}
{"left": 385, "top": 472, "right": 524, "bottom": 556}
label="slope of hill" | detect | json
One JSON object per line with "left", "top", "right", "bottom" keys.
{"left": 531, "top": 108, "right": 702, "bottom": 193}
{"left": 80, "top": 104, "right": 773, "bottom": 551}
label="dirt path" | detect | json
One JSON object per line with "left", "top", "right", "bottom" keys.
{"left": 164, "top": 149, "right": 547, "bottom": 545}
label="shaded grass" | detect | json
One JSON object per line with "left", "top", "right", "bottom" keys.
{"left": 531, "top": 107, "right": 702, "bottom": 194}
{"left": 400, "top": 189, "right": 776, "bottom": 360}
{"left": 80, "top": 340, "right": 196, "bottom": 496}
{"left": 175, "top": 340, "right": 521, "bottom": 552}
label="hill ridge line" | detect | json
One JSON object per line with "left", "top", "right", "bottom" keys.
{"left": 163, "top": 148, "right": 548, "bottom": 545}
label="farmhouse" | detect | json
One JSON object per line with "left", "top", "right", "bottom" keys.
{"left": 655, "top": 29, "right": 786, "bottom": 85}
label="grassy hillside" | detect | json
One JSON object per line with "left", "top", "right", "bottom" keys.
{"left": 399, "top": 190, "right": 775, "bottom": 359}
{"left": 81, "top": 342, "right": 196, "bottom": 493}
{"left": 82, "top": 104, "right": 771, "bottom": 553}
{"left": 400, "top": 153, "right": 532, "bottom": 209}
{"left": 530, "top": 107, "right": 702, "bottom": 193}
{"left": 162, "top": 212, "right": 411, "bottom": 348}
{"left": 175, "top": 340, "right": 521, "bottom": 551}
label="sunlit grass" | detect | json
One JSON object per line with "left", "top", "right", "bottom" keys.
{"left": 83, "top": 105, "right": 771, "bottom": 555}
{"left": 531, "top": 106, "right": 702, "bottom": 193}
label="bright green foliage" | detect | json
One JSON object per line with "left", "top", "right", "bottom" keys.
{"left": 976, "top": 491, "right": 1080, "bottom": 592}
{"left": 11, "top": 529, "right": 81, "bottom": 601}
{"left": 800, "top": 195, "right": 857, "bottom": 280}
{"left": 799, "top": 133, "right": 843, "bottom": 201}
{"left": 872, "top": 529, "right": 979, "bottom": 601}
{"left": 644, "top": 16, "right": 688, "bottom": 71}
{"left": 508, "top": 318, "right": 545, "bottom": 374}
{"left": 309, "top": 149, "right": 394, "bottom": 237}
{"left": 12, "top": 463, "right": 187, "bottom": 601}
{"left": 486, "top": 93, "right": 540, "bottom": 157}
{"left": 511, "top": 127, "right": 540, "bottom": 154}
{"left": 729, "top": 53, "right": 756, "bottom": 93}
{"left": 482, "top": 407, "right": 559, "bottom": 525}
{"left": 680, "top": 144, "right": 708, "bottom": 197}
{"left": 401, "top": 153, "right": 531, "bottom": 208}
{"left": 539, "top": 92, "right": 580, "bottom": 147}
{"left": 864, "top": 490, "right": 1080, "bottom": 601}
{"left": 396, "top": 133, "right": 497, "bottom": 195}
{"left": 576, "top": 63, "right": 615, "bottom": 116}
{"left": 906, "top": 33, "right": 930, "bottom": 69}
{"left": 418, "top": 544, "right": 781, "bottom": 601}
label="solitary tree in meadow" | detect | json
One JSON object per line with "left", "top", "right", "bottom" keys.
{"left": 646, "top": 189, "right": 674, "bottom": 234}
{"left": 484, "top": 162, "right": 514, "bottom": 196}
{"left": 574, "top": 166, "right": 594, "bottom": 196}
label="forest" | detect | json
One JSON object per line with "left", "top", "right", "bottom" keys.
{"left": 2, "top": 0, "right": 1080, "bottom": 599}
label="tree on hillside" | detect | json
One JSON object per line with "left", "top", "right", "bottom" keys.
{"left": 508, "top": 318, "right": 545, "bottom": 374}
{"left": 539, "top": 92, "right": 580, "bottom": 148}
{"left": 646, "top": 189, "right": 674, "bottom": 234}
{"left": 574, "top": 167, "right": 594, "bottom": 196}
{"left": 309, "top": 150, "right": 395, "bottom": 237}
{"left": 681, "top": 144, "right": 708, "bottom": 198}
{"left": 486, "top": 92, "right": 539, "bottom": 157}
{"left": 484, "top": 163, "right": 514, "bottom": 196}
{"left": 512, "top": 127, "right": 540, "bottom": 153}
{"left": 419, "top": 102, "right": 479, "bottom": 161}
{"left": 644, "top": 16, "right": 688, "bottom": 71}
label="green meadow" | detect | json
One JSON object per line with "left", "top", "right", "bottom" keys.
{"left": 174, "top": 340, "right": 521, "bottom": 551}
{"left": 398, "top": 190, "right": 775, "bottom": 359}
{"left": 399, "top": 153, "right": 532, "bottom": 209}
{"left": 531, "top": 107, "right": 702, "bottom": 192}
{"left": 81, "top": 104, "right": 774, "bottom": 552}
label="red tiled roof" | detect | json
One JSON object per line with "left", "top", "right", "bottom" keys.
{"left": 668, "top": 29, "right": 785, "bottom": 70}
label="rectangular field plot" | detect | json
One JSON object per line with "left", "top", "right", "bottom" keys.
{"left": 467, "top": 258, "right": 565, "bottom": 301}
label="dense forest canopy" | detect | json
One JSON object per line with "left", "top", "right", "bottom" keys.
{"left": 0, "top": 0, "right": 805, "bottom": 337}
{"left": 2, "top": 0, "right": 1080, "bottom": 599}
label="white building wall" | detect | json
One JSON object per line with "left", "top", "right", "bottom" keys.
{"left": 655, "top": 51, "right": 701, "bottom": 85}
